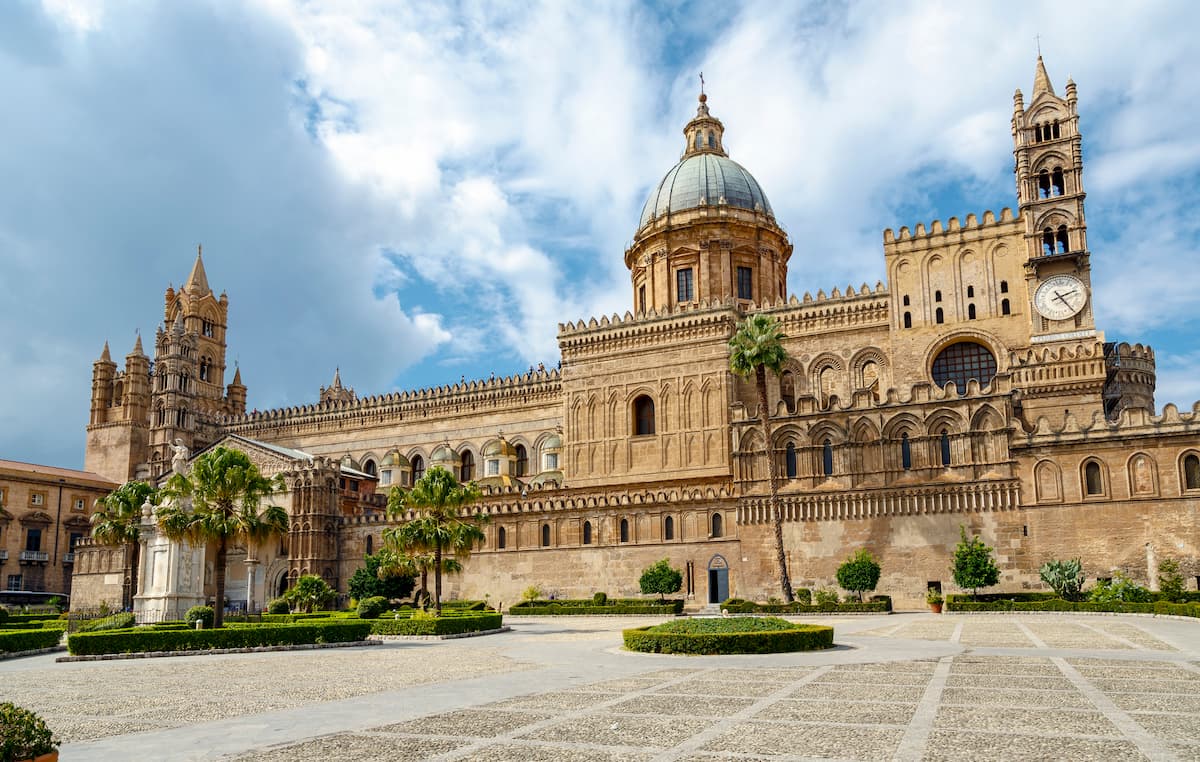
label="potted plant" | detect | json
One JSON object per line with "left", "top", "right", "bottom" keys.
{"left": 926, "top": 587, "right": 943, "bottom": 614}
{"left": 0, "top": 702, "right": 60, "bottom": 762}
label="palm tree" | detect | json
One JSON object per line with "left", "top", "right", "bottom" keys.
{"left": 375, "top": 547, "right": 460, "bottom": 610}
{"left": 386, "top": 466, "right": 485, "bottom": 614}
{"left": 729, "top": 313, "right": 794, "bottom": 602}
{"left": 91, "top": 480, "right": 157, "bottom": 611}
{"left": 157, "top": 447, "right": 287, "bottom": 628}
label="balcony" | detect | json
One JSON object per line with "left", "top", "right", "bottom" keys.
{"left": 62, "top": 552, "right": 75, "bottom": 564}
{"left": 19, "top": 550, "right": 49, "bottom": 563}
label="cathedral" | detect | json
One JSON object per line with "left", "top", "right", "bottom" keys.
{"left": 75, "top": 57, "right": 1200, "bottom": 611}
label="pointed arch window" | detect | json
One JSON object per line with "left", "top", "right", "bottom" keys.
{"left": 785, "top": 442, "right": 798, "bottom": 479}
{"left": 460, "top": 450, "right": 475, "bottom": 482}
{"left": 1056, "top": 226, "right": 1069, "bottom": 254}
{"left": 498, "top": 526, "right": 506, "bottom": 549}
{"left": 1052, "top": 167, "right": 1065, "bottom": 196}
{"left": 199, "top": 357, "right": 210, "bottom": 382}
{"left": 411, "top": 455, "right": 425, "bottom": 483}
{"left": 633, "top": 395, "right": 655, "bottom": 436}
{"left": 822, "top": 439, "right": 834, "bottom": 476}
{"left": 1042, "top": 228, "right": 1055, "bottom": 257}
{"left": 541, "top": 523, "right": 550, "bottom": 547}
{"left": 968, "top": 304, "right": 977, "bottom": 320}
{"left": 582, "top": 520, "right": 592, "bottom": 545}
{"left": 1084, "top": 460, "right": 1104, "bottom": 496}
{"left": 780, "top": 371, "right": 796, "bottom": 413}
{"left": 1038, "top": 169, "right": 1052, "bottom": 198}
{"left": 515, "top": 444, "right": 528, "bottom": 477}
{"left": 1183, "top": 454, "right": 1200, "bottom": 491}
{"left": 711, "top": 512, "right": 723, "bottom": 538}
{"left": 664, "top": 515, "right": 674, "bottom": 540}
{"left": 940, "top": 430, "right": 952, "bottom": 467}
{"left": 364, "top": 459, "right": 377, "bottom": 477}
{"left": 619, "top": 518, "right": 629, "bottom": 543}
{"left": 935, "top": 307, "right": 944, "bottom": 324}
{"left": 175, "top": 407, "right": 187, "bottom": 427}
{"left": 901, "top": 433, "right": 912, "bottom": 470}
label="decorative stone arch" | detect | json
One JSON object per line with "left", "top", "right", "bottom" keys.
{"left": 1033, "top": 209, "right": 1075, "bottom": 232}
{"left": 1178, "top": 450, "right": 1200, "bottom": 492}
{"left": 739, "top": 427, "right": 766, "bottom": 454}
{"left": 923, "top": 330, "right": 1008, "bottom": 389}
{"left": 849, "top": 348, "right": 888, "bottom": 393}
{"left": 850, "top": 417, "right": 880, "bottom": 443}
{"left": 881, "top": 413, "right": 922, "bottom": 440}
{"left": 925, "top": 409, "right": 965, "bottom": 435}
{"left": 1125, "top": 452, "right": 1159, "bottom": 497}
{"left": 970, "top": 404, "right": 1005, "bottom": 431}
{"left": 1081, "top": 458, "right": 1108, "bottom": 499}
{"left": 1030, "top": 149, "right": 1071, "bottom": 175}
{"left": 1034, "top": 459, "right": 1063, "bottom": 503}
{"left": 807, "top": 421, "right": 846, "bottom": 446}
{"left": 809, "top": 353, "right": 845, "bottom": 407}
{"left": 360, "top": 452, "right": 380, "bottom": 477}
{"left": 770, "top": 423, "right": 806, "bottom": 448}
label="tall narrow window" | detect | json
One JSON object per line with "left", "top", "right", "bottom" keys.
{"left": 412, "top": 455, "right": 425, "bottom": 483}
{"left": 25, "top": 528, "right": 41, "bottom": 552}
{"left": 364, "top": 459, "right": 377, "bottom": 477}
{"left": 935, "top": 290, "right": 942, "bottom": 302}
{"left": 365, "top": 535, "right": 373, "bottom": 555}
{"left": 902, "top": 295, "right": 910, "bottom": 306}
{"left": 1085, "top": 461, "right": 1103, "bottom": 495}
{"left": 460, "top": 450, "right": 474, "bottom": 482}
{"left": 968, "top": 304, "right": 977, "bottom": 320}
{"left": 1052, "top": 167, "right": 1065, "bottom": 196}
{"left": 498, "top": 527, "right": 506, "bottom": 549}
{"left": 901, "top": 433, "right": 912, "bottom": 470}
{"left": 638, "top": 284, "right": 646, "bottom": 313}
{"left": 634, "top": 395, "right": 655, "bottom": 435}
{"left": 676, "top": 268, "right": 694, "bottom": 302}
{"left": 582, "top": 521, "right": 592, "bottom": 545}
{"left": 935, "top": 307, "right": 944, "bottom": 324}
{"left": 1000, "top": 280, "right": 1009, "bottom": 293}
{"left": 1052, "top": 121, "right": 1061, "bottom": 139}
{"left": 515, "top": 444, "right": 528, "bottom": 477}
{"left": 199, "top": 358, "right": 210, "bottom": 382}
{"left": 707, "top": 131, "right": 716, "bottom": 148}
{"left": 1181, "top": 454, "right": 1200, "bottom": 490}
{"left": 664, "top": 516, "right": 674, "bottom": 540}
{"left": 904, "top": 312, "right": 912, "bottom": 329}
{"left": 711, "top": 513, "right": 723, "bottom": 538}
{"left": 541, "top": 523, "right": 550, "bottom": 547}
{"left": 620, "top": 518, "right": 629, "bottom": 543}
{"left": 1038, "top": 169, "right": 1052, "bottom": 198}
{"left": 780, "top": 371, "right": 796, "bottom": 413}
{"left": 967, "top": 285, "right": 975, "bottom": 298}
{"left": 1042, "top": 228, "right": 1055, "bottom": 256}
{"left": 940, "top": 430, "right": 952, "bottom": 467}
{"left": 202, "top": 319, "right": 214, "bottom": 338}
{"left": 694, "top": 131, "right": 702, "bottom": 150}
{"left": 176, "top": 408, "right": 187, "bottom": 427}
{"left": 785, "top": 442, "right": 798, "bottom": 478}
{"left": 1056, "top": 226, "right": 1069, "bottom": 254}
{"left": 1001, "top": 299, "right": 1011, "bottom": 315}
{"left": 822, "top": 439, "right": 834, "bottom": 476}
{"left": 737, "top": 266, "right": 753, "bottom": 300}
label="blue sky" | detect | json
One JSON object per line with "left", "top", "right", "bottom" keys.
{"left": 2, "top": 0, "right": 1199, "bottom": 469}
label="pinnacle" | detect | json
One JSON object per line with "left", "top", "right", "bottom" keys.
{"left": 231, "top": 366, "right": 243, "bottom": 386}
{"left": 132, "top": 333, "right": 144, "bottom": 355}
{"left": 331, "top": 367, "right": 343, "bottom": 388}
{"left": 1033, "top": 55, "right": 1055, "bottom": 97}
{"left": 100, "top": 341, "right": 112, "bottom": 363}
{"left": 185, "top": 245, "right": 211, "bottom": 294}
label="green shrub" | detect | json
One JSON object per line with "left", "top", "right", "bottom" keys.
{"left": 0, "top": 629, "right": 63, "bottom": 653}
{"left": 267, "top": 598, "right": 290, "bottom": 615}
{"left": 369, "top": 612, "right": 502, "bottom": 636}
{"left": 67, "top": 621, "right": 371, "bottom": 655}
{"left": 347, "top": 552, "right": 415, "bottom": 602}
{"left": 814, "top": 589, "right": 840, "bottom": 610}
{"left": 951, "top": 526, "right": 1001, "bottom": 597}
{"left": 3, "top": 614, "right": 60, "bottom": 625}
{"left": 1040, "top": 558, "right": 1084, "bottom": 601}
{"left": 0, "top": 608, "right": 7, "bottom": 624}
{"left": 186, "top": 606, "right": 215, "bottom": 629}
{"left": 1158, "top": 559, "right": 1185, "bottom": 603}
{"left": 942, "top": 597, "right": 1200, "bottom": 618}
{"left": 792, "top": 588, "right": 812, "bottom": 605}
{"left": 440, "top": 600, "right": 488, "bottom": 611}
{"left": 592, "top": 592, "right": 607, "bottom": 606}
{"left": 78, "top": 613, "right": 136, "bottom": 632}
{"left": 639, "top": 558, "right": 683, "bottom": 600}
{"left": 721, "top": 599, "right": 890, "bottom": 615}
{"left": 284, "top": 574, "right": 337, "bottom": 613}
{"left": 1089, "top": 573, "right": 1151, "bottom": 603}
{"left": 836, "top": 549, "right": 881, "bottom": 602}
{"left": 508, "top": 600, "right": 684, "bottom": 615}
{"left": 0, "top": 702, "right": 59, "bottom": 760}
{"left": 623, "top": 618, "right": 833, "bottom": 654}
{"left": 357, "top": 596, "right": 388, "bottom": 619}
{"left": 521, "top": 586, "right": 543, "bottom": 602}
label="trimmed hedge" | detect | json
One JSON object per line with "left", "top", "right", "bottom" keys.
{"left": 0, "top": 629, "right": 63, "bottom": 653}
{"left": 369, "top": 612, "right": 502, "bottom": 636}
{"left": 945, "top": 597, "right": 1200, "bottom": 617}
{"left": 509, "top": 599, "right": 684, "bottom": 616}
{"left": 440, "top": 600, "right": 488, "bottom": 611}
{"left": 1, "top": 614, "right": 60, "bottom": 625}
{"left": 722, "top": 598, "right": 891, "bottom": 615}
{"left": 624, "top": 618, "right": 834, "bottom": 655}
{"left": 67, "top": 621, "right": 372, "bottom": 655}
{"left": 0, "top": 620, "right": 67, "bottom": 631}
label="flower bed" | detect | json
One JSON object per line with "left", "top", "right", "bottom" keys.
{"left": 721, "top": 597, "right": 891, "bottom": 615}
{"left": 509, "top": 599, "right": 684, "bottom": 616}
{"left": 369, "top": 612, "right": 502, "bottom": 636}
{"left": 66, "top": 621, "right": 372, "bottom": 655}
{"left": 624, "top": 617, "right": 834, "bottom": 655}
{"left": 945, "top": 597, "right": 1200, "bottom": 617}
{"left": 0, "top": 629, "right": 63, "bottom": 654}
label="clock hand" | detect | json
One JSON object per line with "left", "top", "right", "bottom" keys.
{"left": 1054, "top": 291, "right": 1072, "bottom": 307}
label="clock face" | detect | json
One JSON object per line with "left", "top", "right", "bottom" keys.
{"left": 1034, "top": 274, "right": 1087, "bottom": 321}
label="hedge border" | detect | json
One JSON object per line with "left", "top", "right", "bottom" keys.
{"left": 623, "top": 623, "right": 834, "bottom": 655}
{"left": 58, "top": 639, "right": 381, "bottom": 662}
{"left": 509, "top": 600, "right": 684, "bottom": 616}
{"left": 722, "top": 599, "right": 891, "bottom": 615}
{"left": 944, "top": 598, "right": 1200, "bottom": 617}
{"left": 368, "top": 612, "right": 502, "bottom": 636}
{"left": 67, "top": 621, "right": 372, "bottom": 655}
{"left": 0, "top": 629, "right": 63, "bottom": 654}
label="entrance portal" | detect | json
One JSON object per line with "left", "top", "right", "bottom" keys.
{"left": 707, "top": 554, "right": 729, "bottom": 604}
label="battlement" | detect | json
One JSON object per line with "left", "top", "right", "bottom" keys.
{"left": 1020, "top": 400, "right": 1200, "bottom": 445}
{"left": 884, "top": 208, "right": 1019, "bottom": 249}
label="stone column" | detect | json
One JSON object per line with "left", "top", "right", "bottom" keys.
{"left": 245, "top": 556, "right": 259, "bottom": 613}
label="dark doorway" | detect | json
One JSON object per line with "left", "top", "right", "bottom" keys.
{"left": 707, "top": 554, "right": 729, "bottom": 604}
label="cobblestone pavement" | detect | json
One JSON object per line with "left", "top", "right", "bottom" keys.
{"left": 2, "top": 613, "right": 1196, "bottom": 761}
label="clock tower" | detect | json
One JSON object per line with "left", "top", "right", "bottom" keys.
{"left": 1012, "top": 56, "right": 1099, "bottom": 344}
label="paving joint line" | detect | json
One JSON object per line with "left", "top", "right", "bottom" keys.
{"left": 1073, "top": 620, "right": 1147, "bottom": 651}
{"left": 949, "top": 621, "right": 964, "bottom": 644}
{"left": 892, "top": 655, "right": 952, "bottom": 762}
{"left": 1051, "top": 656, "right": 1177, "bottom": 761}
{"left": 1014, "top": 621, "right": 1050, "bottom": 649}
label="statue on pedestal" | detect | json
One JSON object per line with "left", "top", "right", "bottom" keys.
{"left": 171, "top": 439, "right": 190, "bottom": 477}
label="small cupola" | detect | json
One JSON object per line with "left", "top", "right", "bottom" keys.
{"left": 683, "top": 90, "right": 727, "bottom": 158}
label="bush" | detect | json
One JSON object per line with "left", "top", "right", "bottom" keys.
{"left": 284, "top": 575, "right": 337, "bottom": 613}
{"left": 639, "top": 558, "right": 683, "bottom": 600}
{"left": 593, "top": 592, "right": 608, "bottom": 606}
{"left": 357, "top": 596, "right": 389, "bottom": 619}
{"left": 792, "top": 588, "right": 812, "bottom": 605}
{"left": 521, "top": 586, "right": 543, "bottom": 603}
{"left": 267, "top": 598, "right": 290, "bottom": 615}
{"left": 347, "top": 553, "right": 415, "bottom": 602}
{"left": 951, "top": 526, "right": 1000, "bottom": 597}
{"left": 1089, "top": 573, "right": 1151, "bottom": 603}
{"left": 67, "top": 621, "right": 372, "bottom": 655}
{"left": 1039, "top": 558, "right": 1084, "bottom": 601}
{"left": 814, "top": 589, "right": 840, "bottom": 610}
{"left": 508, "top": 599, "right": 685, "bottom": 615}
{"left": 186, "top": 606, "right": 215, "bottom": 629}
{"left": 623, "top": 617, "right": 834, "bottom": 654}
{"left": 78, "top": 613, "right": 136, "bottom": 632}
{"left": 0, "top": 608, "right": 7, "bottom": 624}
{"left": 1158, "top": 559, "right": 1185, "bottom": 603}
{"left": 836, "top": 549, "right": 881, "bottom": 602}
{"left": 0, "top": 629, "right": 63, "bottom": 654}
{"left": 941, "top": 597, "right": 1200, "bottom": 618}
{"left": 721, "top": 599, "right": 890, "bottom": 615}
{"left": 440, "top": 600, "right": 488, "bottom": 611}
{"left": 369, "top": 612, "right": 502, "bottom": 636}
{"left": 0, "top": 702, "right": 59, "bottom": 760}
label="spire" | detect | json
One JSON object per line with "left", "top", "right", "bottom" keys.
{"left": 231, "top": 366, "right": 243, "bottom": 386}
{"left": 331, "top": 367, "right": 343, "bottom": 389}
{"left": 1032, "top": 55, "right": 1055, "bottom": 97}
{"left": 132, "top": 332, "right": 144, "bottom": 356}
{"left": 185, "top": 245, "right": 211, "bottom": 294}
{"left": 100, "top": 341, "right": 112, "bottom": 363}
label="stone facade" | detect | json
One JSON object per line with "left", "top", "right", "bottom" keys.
{"left": 79, "top": 57, "right": 1200, "bottom": 611}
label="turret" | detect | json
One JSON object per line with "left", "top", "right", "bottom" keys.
{"left": 124, "top": 333, "right": 151, "bottom": 425}
{"left": 226, "top": 366, "right": 247, "bottom": 416}
{"left": 89, "top": 342, "right": 116, "bottom": 425}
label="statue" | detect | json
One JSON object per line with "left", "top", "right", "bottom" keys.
{"left": 171, "top": 439, "right": 190, "bottom": 476}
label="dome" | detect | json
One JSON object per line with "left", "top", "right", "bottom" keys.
{"left": 483, "top": 439, "right": 516, "bottom": 458}
{"left": 638, "top": 153, "right": 773, "bottom": 231}
{"left": 431, "top": 445, "right": 457, "bottom": 465}
{"left": 542, "top": 433, "right": 562, "bottom": 450}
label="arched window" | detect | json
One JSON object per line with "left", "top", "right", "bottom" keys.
{"left": 707, "top": 131, "right": 715, "bottom": 148}
{"left": 935, "top": 290, "right": 942, "bottom": 302}
{"left": 1001, "top": 299, "right": 1011, "bottom": 315}
{"left": 498, "top": 526, "right": 506, "bottom": 549}
{"left": 460, "top": 450, "right": 474, "bottom": 482}
{"left": 901, "top": 433, "right": 912, "bottom": 470}
{"left": 515, "top": 444, "right": 528, "bottom": 477}
{"left": 1185, "top": 454, "right": 1200, "bottom": 491}
{"left": 411, "top": 455, "right": 425, "bottom": 483}
{"left": 1000, "top": 280, "right": 1009, "bottom": 294}
{"left": 363, "top": 459, "right": 377, "bottom": 477}
{"left": 1052, "top": 121, "right": 1061, "bottom": 139}
{"left": 664, "top": 515, "right": 674, "bottom": 540}
{"left": 902, "top": 295, "right": 910, "bottom": 306}
{"left": 785, "top": 442, "right": 798, "bottom": 479}
{"left": 1056, "top": 225, "right": 1069, "bottom": 254}
{"left": 1084, "top": 461, "right": 1104, "bottom": 496}
{"left": 940, "top": 430, "right": 952, "bottom": 467}
{"left": 1038, "top": 169, "right": 1052, "bottom": 198}
{"left": 694, "top": 131, "right": 702, "bottom": 150}
{"left": 175, "top": 407, "right": 187, "bottom": 427}
{"left": 199, "top": 358, "right": 210, "bottom": 382}
{"left": 365, "top": 535, "right": 373, "bottom": 555}
{"left": 541, "top": 523, "right": 550, "bottom": 547}
{"left": 619, "top": 518, "right": 629, "bottom": 543}
{"left": 633, "top": 395, "right": 655, "bottom": 435}
{"left": 112, "top": 381, "right": 124, "bottom": 405}
{"left": 1052, "top": 167, "right": 1065, "bottom": 196}
{"left": 904, "top": 312, "right": 912, "bottom": 329}
{"left": 1042, "top": 228, "right": 1055, "bottom": 256}
{"left": 822, "top": 439, "right": 834, "bottom": 476}
{"left": 968, "top": 304, "right": 976, "bottom": 320}
{"left": 780, "top": 371, "right": 796, "bottom": 413}
{"left": 156, "top": 404, "right": 166, "bottom": 426}
{"left": 582, "top": 521, "right": 592, "bottom": 545}
{"left": 711, "top": 512, "right": 723, "bottom": 538}
{"left": 966, "top": 285, "right": 975, "bottom": 298}
{"left": 931, "top": 342, "right": 998, "bottom": 394}
{"left": 935, "top": 307, "right": 944, "bottom": 324}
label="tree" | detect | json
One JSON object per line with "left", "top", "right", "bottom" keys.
{"left": 836, "top": 549, "right": 881, "bottom": 602}
{"left": 1039, "top": 558, "right": 1084, "bottom": 601}
{"left": 729, "top": 313, "right": 793, "bottom": 602}
{"left": 157, "top": 447, "right": 287, "bottom": 628}
{"left": 284, "top": 574, "right": 336, "bottom": 613}
{"left": 347, "top": 553, "right": 415, "bottom": 602}
{"left": 1158, "top": 559, "right": 1185, "bottom": 602}
{"left": 91, "top": 480, "right": 157, "bottom": 611}
{"left": 385, "top": 466, "right": 485, "bottom": 615}
{"left": 639, "top": 558, "right": 683, "bottom": 600}
{"left": 950, "top": 526, "right": 1000, "bottom": 598}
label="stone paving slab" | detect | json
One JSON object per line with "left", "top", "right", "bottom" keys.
{"left": 934, "top": 705, "right": 1122, "bottom": 736}
{"left": 922, "top": 729, "right": 1145, "bottom": 761}
{"left": 703, "top": 721, "right": 904, "bottom": 760}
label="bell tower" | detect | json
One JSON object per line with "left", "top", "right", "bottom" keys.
{"left": 1013, "top": 55, "right": 1098, "bottom": 344}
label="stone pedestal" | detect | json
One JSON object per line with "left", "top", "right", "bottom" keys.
{"left": 133, "top": 496, "right": 205, "bottom": 621}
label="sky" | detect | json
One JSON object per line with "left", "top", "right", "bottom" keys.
{"left": 2, "top": 0, "right": 1199, "bottom": 469}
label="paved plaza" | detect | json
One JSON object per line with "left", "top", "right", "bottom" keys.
{"left": 1, "top": 613, "right": 1198, "bottom": 760}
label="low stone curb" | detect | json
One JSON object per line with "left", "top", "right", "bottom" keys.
{"left": 942, "top": 610, "right": 1200, "bottom": 622}
{"left": 369, "top": 626, "right": 510, "bottom": 641}
{"left": 55, "top": 639, "right": 380, "bottom": 662}
{"left": 0, "top": 645, "right": 66, "bottom": 661}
